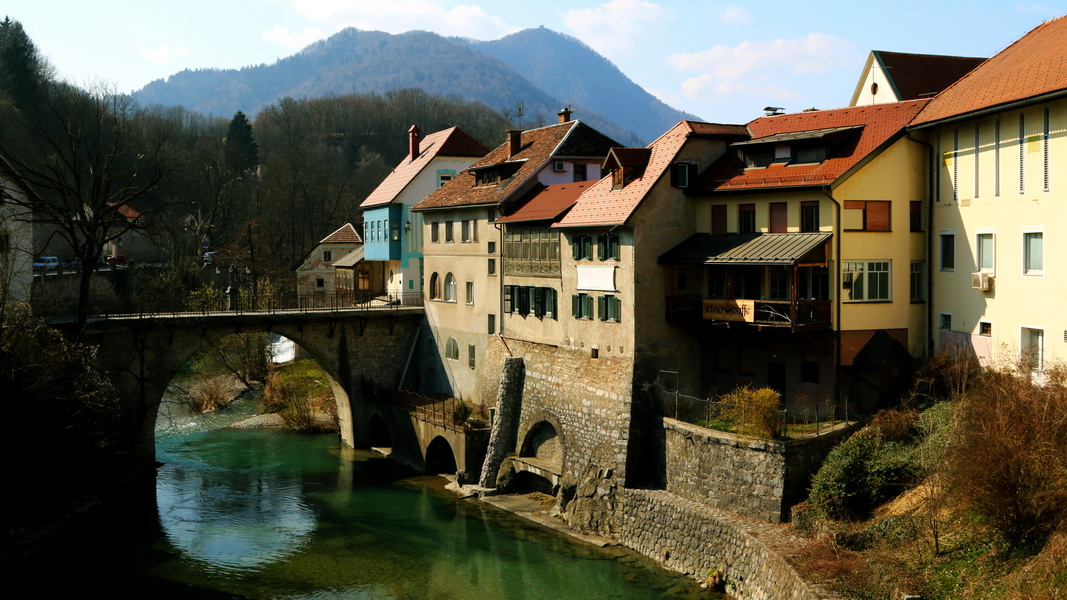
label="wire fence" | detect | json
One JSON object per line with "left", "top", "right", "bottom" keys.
{"left": 657, "top": 386, "right": 853, "bottom": 439}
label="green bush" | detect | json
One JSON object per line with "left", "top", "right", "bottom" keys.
{"left": 809, "top": 431, "right": 915, "bottom": 520}
{"left": 452, "top": 399, "right": 472, "bottom": 426}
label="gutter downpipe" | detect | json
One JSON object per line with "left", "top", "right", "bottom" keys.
{"left": 906, "top": 129, "right": 935, "bottom": 359}
{"left": 820, "top": 185, "right": 843, "bottom": 412}
{"left": 493, "top": 215, "right": 505, "bottom": 339}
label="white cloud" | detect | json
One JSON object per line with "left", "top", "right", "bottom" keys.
{"left": 138, "top": 43, "right": 190, "bottom": 65}
{"left": 719, "top": 5, "right": 751, "bottom": 24}
{"left": 263, "top": 26, "right": 327, "bottom": 49}
{"left": 286, "top": 0, "right": 514, "bottom": 39}
{"left": 669, "top": 33, "right": 858, "bottom": 80}
{"left": 562, "top": 0, "right": 664, "bottom": 57}
{"left": 681, "top": 74, "right": 801, "bottom": 101}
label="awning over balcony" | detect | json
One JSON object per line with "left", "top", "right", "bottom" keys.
{"left": 658, "top": 232, "right": 832, "bottom": 266}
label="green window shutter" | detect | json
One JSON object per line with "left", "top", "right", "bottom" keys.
{"left": 572, "top": 236, "right": 581, "bottom": 260}
{"left": 583, "top": 294, "right": 593, "bottom": 318}
{"left": 598, "top": 295, "right": 607, "bottom": 321}
{"left": 609, "top": 235, "right": 620, "bottom": 260}
{"left": 572, "top": 294, "right": 581, "bottom": 318}
{"left": 612, "top": 296, "right": 621, "bottom": 322}
{"left": 532, "top": 286, "right": 543, "bottom": 317}
{"left": 597, "top": 235, "right": 607, "bottom": 261}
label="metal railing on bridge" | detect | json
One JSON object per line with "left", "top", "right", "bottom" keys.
{"left": 41, "top": 291, "right": 424, "bottom": 323}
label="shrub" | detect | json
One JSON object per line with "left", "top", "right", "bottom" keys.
{"left": 718, "top": 385, "right": 783, "bottom": 438}
{"left": 452, "top": 399, "right": 472, "bottom": 426}
{"left": 809, "top": 431, "right": 915, "bottom": 520}
{"left": 945, "top": 367, "right": 1067, "bottom": 546}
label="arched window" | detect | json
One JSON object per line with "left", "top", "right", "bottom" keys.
{"left": 445, "top": 337, "right": 459, "bottom": 360}
{"left": 429, "top": 272, "right": 441, "bottom": 300}
{"left": 444, "top": 273, "right": 457, "bottom": 302}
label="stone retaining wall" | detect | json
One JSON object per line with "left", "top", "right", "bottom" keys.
{"left": 662, "top": 418, "right": 862, "bottom": 522}
{"left": 568, "top": 486, "right": 835, "bottom": 600}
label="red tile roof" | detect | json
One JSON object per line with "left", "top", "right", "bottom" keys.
{"left": 912, "top": 16, "right": 1067, "bottom": 126}
{"left": 319, "top": 223, "right": 362, "bottom": 244}
{"left": 360, "top": 126, "right": 487, "bottom": 208}
{"left": 496, "top": 182, "right": 590, "bottom": 224}
{"left": 869, "top": 51, "right": 985, "bottom": 102}
{"left": 557, "top": 120, "right": 737, "bottom": 228}
{"left": 696, "top": 100, "right": 928, "bottom": 192}
{"left": 412, "top": 121, "right": 619, "bottom": 211}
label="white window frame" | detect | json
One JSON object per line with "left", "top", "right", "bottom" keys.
{"left": 1022, "top": 226, "right": 1044, "bottom": 276}
{"left": 939, "top": 229, "right": 956, "bottom": 272}
{"left": 976, "top": 228, "right": 995, "bottom": 274}
{"left": 1021, "top": 326, "right": 1044, "bottom": 373}
{"left": 444, "top": 273, "right": 457, "bottom": 302}
{"left": 465, "top": 281, "right": 474, "bottom": 305}
{"left": 842, "top": 260, "right": 892, "bottom": 302}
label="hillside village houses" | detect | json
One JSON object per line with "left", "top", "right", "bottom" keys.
{"left": 289, "top": 15, "right": 1067, "bottom": 513}
{"left": 411, "top": 109, "right": 619, "bottom": 403}
{"left": 359, "top": 125, "right": 488, "bottom": 301}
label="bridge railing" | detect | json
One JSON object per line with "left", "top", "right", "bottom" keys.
{"left": 42, "top": 290, "right": 424, "bottom": 322}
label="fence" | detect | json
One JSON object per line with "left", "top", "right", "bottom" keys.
{"left": 38, "top": 290, "right": 425, "bottom": 322}
{"left": 387, "top": 389, "right": 487, "bottom": 433}
{"left": 657, "top": 387, "right": 852, "bottom": 439}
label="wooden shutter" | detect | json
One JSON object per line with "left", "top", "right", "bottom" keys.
{"left": 711, "top": 205, "right": 727, "bottom": 235}
{"left": 770, "top": 202, "right": 788, "bottom": 233}
{"left": 867, "top": 201, "right": 891, "bottom": 231}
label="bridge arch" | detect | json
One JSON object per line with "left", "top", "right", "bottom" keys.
{"left": 76, "top": 311, "right": 423, "bottom": 463}
{"left": 424, "top": 436, "right": 458, "bottom": 475}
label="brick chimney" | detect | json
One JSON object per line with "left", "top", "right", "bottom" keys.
{"left": 507, "top": 129, "right": 521, "bottom": 157}
{"left": 557, "top": 107, "right": 572, "bottom": 123}
{"left": 408, "top": 124, "right": 421, "bottom": 161}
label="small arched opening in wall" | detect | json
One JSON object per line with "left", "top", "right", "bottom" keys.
{"left": 520, "top": 420, "right": 562, "bottom": 464}
{"left": 424, "top": 436, "right": 458, "bottom": 475}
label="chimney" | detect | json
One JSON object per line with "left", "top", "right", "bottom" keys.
{"left": 557, "top": 107, "right": 572, "bottom": 123}
{"left": 507, "top": 129, "right": 521, "bottom": 157}
{"left": 408, "top": 124, "right": 421, "bottom": 161}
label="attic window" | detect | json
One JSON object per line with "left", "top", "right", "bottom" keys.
{"left": 741, "top": 148, "right": 773, "bottom": 168}
{"left": 476, "top": 170, "right": 501, "bottom": 186}
{"left": 793, "top": 143, "right": 827, "bottom": 164}
{"left": 672, "top": 163, "right": 697, "bottom": 188}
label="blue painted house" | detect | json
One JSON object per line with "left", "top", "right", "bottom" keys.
{"left": 359, "top": 125, "right": 488, "bottom": 300}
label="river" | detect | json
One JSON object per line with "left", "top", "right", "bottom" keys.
{"left": 12, "top": 393, "right": 718, "bottom": 599}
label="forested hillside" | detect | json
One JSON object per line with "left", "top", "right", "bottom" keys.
{"left": 469, "top": 27, "right": 702, "bottom": 142}
{"left": 134, "top": 27, "right": 699, "bottom": 147}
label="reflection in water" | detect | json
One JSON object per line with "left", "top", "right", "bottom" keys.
{"left": 43, "top": 393, "right": 715, "bottom": 599}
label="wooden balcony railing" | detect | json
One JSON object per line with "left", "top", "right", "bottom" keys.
{"left": 666, "top": 296, "right": 832, "bottom": 329}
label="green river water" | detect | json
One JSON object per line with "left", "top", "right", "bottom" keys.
{"left": 13, "top": 395, "right": 720, "bottom": 599}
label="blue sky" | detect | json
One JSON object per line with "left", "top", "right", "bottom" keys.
{"left": 5, "top": 1, "right": 1066, "bottom": 124}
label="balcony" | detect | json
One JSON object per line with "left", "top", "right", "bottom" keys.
{"left": 667, "top": 295, "right": 831, "bottom": 330}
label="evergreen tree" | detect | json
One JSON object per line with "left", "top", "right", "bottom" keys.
{"left": 0, "top": 17, "right": 48, "bottom": 110}
{"left": 223, "top": 110, "right": 259, "bottom": 174}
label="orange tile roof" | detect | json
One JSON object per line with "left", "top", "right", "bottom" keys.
{"left": 360, "top": 126, "right": 487, "bottom": 208}
{"left": 696, "top": 100, "right": 928, "bottom": 192}
{"left": 319, "top": 223, "right": 362, "bottom": 244}
{"left": 557, "top": 120, "right": 730, "bottom": 228}
{"left": 871, "top": 51, "right": 985, "bottom": 102}
{"left": 412, "top": 121, "right": 619, "bottom": 211}
{"left": 912, "top": 16, "right": 1067, "bottom": 126}
{"left": 496, "top": 182, "right": 590, "bottom": 224}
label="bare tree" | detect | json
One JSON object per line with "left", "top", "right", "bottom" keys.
{"left": 0, "top": 80, "right": 179, "bottom": 329}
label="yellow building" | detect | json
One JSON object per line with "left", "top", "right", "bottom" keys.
{"left": 910, "top": 16, "right": 1067, "bottom": 373}
{"left": 665, "top": 101, "right": 930, "bottom": 414}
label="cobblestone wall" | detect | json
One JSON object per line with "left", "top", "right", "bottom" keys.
{"left": 567, "top": 483, "right": 834, "bottom": 600}
{"left": 486, "top": 337, "right": 634, "bottom": 485}
{"left": 662, "top": 418, "right": 862, "bottom": 522}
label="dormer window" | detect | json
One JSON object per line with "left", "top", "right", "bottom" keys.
{"left": 734, "top": 124, "right": 862, "bottom": 168}
{"left": 741, "top": 148, "right": 773, "bottom": 168}
{"left": 476, "top": 170, "right": 501, "bottom": 186}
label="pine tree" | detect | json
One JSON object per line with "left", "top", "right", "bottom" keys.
{"left": 224, "top": 110, "right": 259, "bottom": 174}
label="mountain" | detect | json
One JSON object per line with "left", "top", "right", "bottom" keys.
{"left": 134, "top": 28, "right": 698, "bottom": 146}
{"left": 467, "top": 28, "right": 701, "bottom": 143}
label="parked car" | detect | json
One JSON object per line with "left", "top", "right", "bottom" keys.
{"left": 33, "top": 256, "right": 59, "bottom": 271}
{"left": 105, "top": 254, "right": 131, "bottom": 266}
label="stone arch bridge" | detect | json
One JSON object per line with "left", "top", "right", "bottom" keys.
{"left": 60, "top": 306, "right": 484, "bottom": 476}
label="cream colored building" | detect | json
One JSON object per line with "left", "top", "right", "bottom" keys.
{"left": 910, "top": 16, "right": 1067, "bottom": 373}
{"left": 295, "top": 223, "right": 366, "bottom": 301}
{"left": 412, "top": 112, "right": 618, "bottom": 403}
{"left": 670, "top": 101, "right": 930, "bottom": 414}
